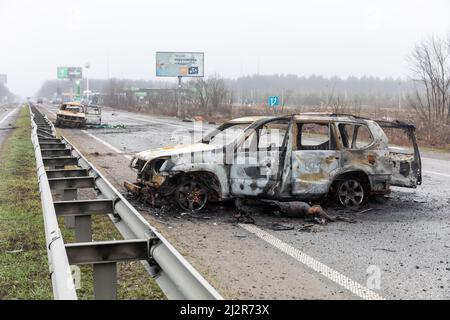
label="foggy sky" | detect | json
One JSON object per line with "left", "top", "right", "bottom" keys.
{"left": 0, "top": 0, "right": 449, "bottom": 97}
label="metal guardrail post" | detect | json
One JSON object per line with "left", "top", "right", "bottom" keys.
{"left": 63, "top": 189, "right": 76, "bottom": 229}
{"left": 74, "top": 215, "right": 92, "bottom": 242}
{"left": 93, "top": 263, "right": 117, "bottom": 300}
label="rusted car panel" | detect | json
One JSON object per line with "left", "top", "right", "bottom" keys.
{"left": 291, "top": 150, "right": 340, "bottom": 195}
{"left": 126, "top": 113, "right": 422, "bottom": 211}
{"left": 55, "top": 102, "right": 102, "bottom": 128}
{"left": 55, "top": 102, "right": 86, "bottom": 128}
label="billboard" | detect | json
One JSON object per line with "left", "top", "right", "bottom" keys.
{"left": 0, "top": 74, "right": 7, "bottom": 84}
{"left": 57, "top": 67, "right": 83, "bottom": 80}
{"left": 156, "top": 52, "right": 204, "bottom": 77}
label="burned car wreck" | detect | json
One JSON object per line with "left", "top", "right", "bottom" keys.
{"left": 55, "top": 102, "right": 102, "bottom": 128}
{"left": 125, "top": 113, "right": 422, "bottom": 212}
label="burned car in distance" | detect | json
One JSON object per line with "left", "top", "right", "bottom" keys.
{"left": 125, "top": 113, "right": 422, "bottom": 212}
{"left": 55, "top": 101, "right": 102, "bottom": 128}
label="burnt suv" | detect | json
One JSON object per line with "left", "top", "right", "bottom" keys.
{"left": 126, "top": 113, "right": 422, "bottom": 211}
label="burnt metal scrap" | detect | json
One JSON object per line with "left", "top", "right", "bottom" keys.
{"left": 125, "top": 113, "right": 422, "bottom": 213}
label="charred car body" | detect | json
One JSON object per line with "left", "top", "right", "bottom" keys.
{"left": 55, "top": 102, "right": 101, "bottom": 128}
{"left": 126, "top": 114, "right": 422, "bottom": 211}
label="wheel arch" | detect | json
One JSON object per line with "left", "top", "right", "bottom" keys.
{"left": 330, "top": 170, "right": 371, "bottom": 193}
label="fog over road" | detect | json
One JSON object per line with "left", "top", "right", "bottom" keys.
{"left": 40, "top": 104, "right": 450, "bottom": 299}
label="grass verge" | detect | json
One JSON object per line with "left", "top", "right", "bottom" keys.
{"left": 0, "top": 106, "right": 164, "bottom": 299}
{"left": 0, "top": 106, "right": 52, "bottom": 299}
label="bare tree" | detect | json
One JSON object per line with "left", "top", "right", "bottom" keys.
{"left": 280, "top": 89, "right": 293, "bottom": 113}
{"left": 191, "top": 78, "right": 210, "bottom": 113}
{"left": 407, "top": 35, "right": 450, "bottom": 125}
{"left": 208, "top": 75, "right": 228, "bottom": 115}
{"left": 323, "top": 83, "right": 348, "bottom": 113}
{"left": 103, "top": 78, "right": 125, "bottom": 107}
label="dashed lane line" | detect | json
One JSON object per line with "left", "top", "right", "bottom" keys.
{"left": 239, "top": 223, "right": 386, "bottom": 300}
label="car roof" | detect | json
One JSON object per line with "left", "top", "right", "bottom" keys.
{"left": 228, "top": 113, "right": 369, "bottom": 124}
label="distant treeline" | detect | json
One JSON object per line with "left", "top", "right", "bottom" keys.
{"left": 36, "top": 74, "right": 412, "bottom": 108}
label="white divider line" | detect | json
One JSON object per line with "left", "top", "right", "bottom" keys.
{"left": 0, "top": 107, "right": 18, "bottom": 126}
{"left": 423, "top": 170, "right": 450, "bottom": 178}
{"left": 82, "top": 130, "right": 132, "bottom": 160}
{"left": 239, "top": 223, "right": 385, "bottom": 300}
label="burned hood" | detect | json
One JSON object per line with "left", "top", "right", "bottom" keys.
{"left": 134, "top": 143, "right": 218, "bottom": 162}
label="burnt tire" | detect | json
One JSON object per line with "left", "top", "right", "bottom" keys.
{"left": 335, "top": 178, "right": 365, "bottom": 207}
{"left": 175, "top": 178, "right": 208, "bottom": 212}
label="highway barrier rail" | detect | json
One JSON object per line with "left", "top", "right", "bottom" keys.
{"left": 29, "top": 104, "right": 222, "bottom": 300}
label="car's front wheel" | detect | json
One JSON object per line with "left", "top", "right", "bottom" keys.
{"left": 175, "top": 178, "right": 208, "bottom": 212}
{"left": 335, "top": 178, "right": 365, "bottom": 207}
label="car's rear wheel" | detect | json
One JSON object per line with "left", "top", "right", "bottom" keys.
{"left": 336, "top": 178, "right": 365, "bottom": 207}
{"left": 175, "top": 179, "right": 208, "bottom": 212}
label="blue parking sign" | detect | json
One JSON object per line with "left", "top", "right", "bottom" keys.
{"left": 268, "top": 96, "right": 279, "bottom": 107}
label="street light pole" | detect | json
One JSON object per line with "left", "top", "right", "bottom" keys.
{"left": 177, "top": 76, "right": 182, "bottom": 118}
{"left": 85, "top": 62, "right": 91, "bottom": 100}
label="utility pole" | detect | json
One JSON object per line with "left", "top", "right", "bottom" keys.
{"left": 85, "top": 62, "right": 90, "bottom": 93}
{"left": 177, "top": 76, "right": 182, "bottom": 117}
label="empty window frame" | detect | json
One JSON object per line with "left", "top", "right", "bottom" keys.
{"left": 338, "top": 123, "right": 374, "bottom": 149}
{"left": 297, "top": 122, "right": 337, "bottom": 150}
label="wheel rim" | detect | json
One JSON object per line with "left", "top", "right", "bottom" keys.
{"left": 176, "top": 180, "right": 208, "bottom": 212}
{"left": 338, "top": 179, "right": 364, "bottom": 207}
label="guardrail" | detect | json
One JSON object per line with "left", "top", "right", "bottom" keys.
{"left": 29, "top": 104, "right": 222, "bottom": 300}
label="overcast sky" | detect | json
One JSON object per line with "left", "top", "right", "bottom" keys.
{"left": 0, "top": 0, "right": 449, "bottom": 97}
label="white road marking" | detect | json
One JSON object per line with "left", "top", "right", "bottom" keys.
{"left": 423, "top": 170, "right": 450, "bottom": 178}
{"left": 81, "top": 130, "right": 132, "bottom": 160}
{"left": 0, "top": 107, "right": 18, "bottom": 126}
{"left": 121, "top": 114, "right": 214, "bottom": 131}
{"left": 239, "top": 223, "right": 385, "bottom": 300}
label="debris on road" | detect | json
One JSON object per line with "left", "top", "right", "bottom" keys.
{"left": 234, "top": 211, "right": 255, "bottom": 224}
{"left": 298, "top": 224, "right": 321, "bottom": 232}
{"left": 355, "top": 208, "right": 374, "bottom": 214}
{"left": 90, "top": 151, "right": 114, "bottom": 157}
{"left": 332, "top": 215, "right": 357, "bottom": 223}
{"left": 373, "top": 247, "right": 397, "bottom": 253}
{"left": 270, "top": 222, "right": 295, "bottom": 231}
{"left": 90, "top": 123, "right": 126, "bottom": 129}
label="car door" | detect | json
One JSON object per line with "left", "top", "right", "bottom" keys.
{"left": 376, "top": 120, "right": 422, "bottom": 187}
{"left": 230, "top": 117, "right": 293, "bottom": 197}
{"left": 85, "top": 105, "right": 102, "bottom": 125}
{"left": 290, "top": 121, "right": 341, "bottom": 196}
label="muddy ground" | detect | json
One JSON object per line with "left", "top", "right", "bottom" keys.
{"left": 40, "top": 103, "right": 450, "bottom": 300}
